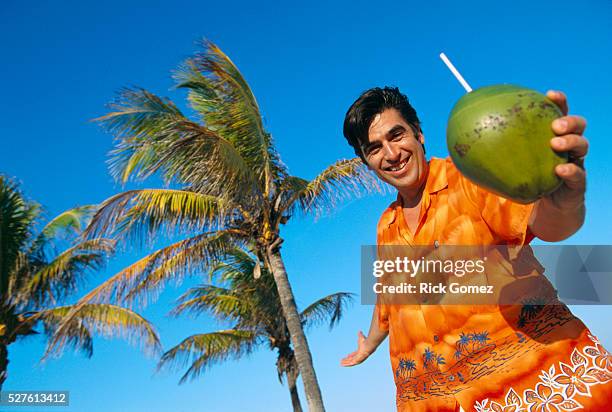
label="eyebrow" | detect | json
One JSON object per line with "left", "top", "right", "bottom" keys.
{"left": 386, "top": 125, "right": 407, "bottom": 137}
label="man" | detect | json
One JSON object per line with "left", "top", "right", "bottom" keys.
{"left": 340, "top": 87, "right": 612, "bottom": 411}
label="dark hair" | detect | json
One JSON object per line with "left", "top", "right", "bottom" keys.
{"left": 343, "top": 86, "right": 423, "bottom": 163}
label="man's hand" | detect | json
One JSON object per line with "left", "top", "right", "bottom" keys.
{"left": 340, "top": 331, "right": 374, "bottom": 367}
{"left": 528, "top": 90, "right": 587, "bottom": 242}
{"left": 546, "top": 90, "right": 588, "bottom": 209}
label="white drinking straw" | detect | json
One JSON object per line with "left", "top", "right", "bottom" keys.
{"left": 439, "top": 52, "right": 473, "bottom": 93}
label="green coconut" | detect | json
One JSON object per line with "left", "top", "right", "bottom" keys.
{"left": 446, "top": 84, "right": 567, "bottom": 204}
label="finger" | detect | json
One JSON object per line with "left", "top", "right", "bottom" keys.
{"left": 341, "top": 354, "right": 359, "bottom": 367}
{"left": 343, "top": 354, "right": 366, "bottom": 366}
{"left": 555, "top": 163, "right": 586, "bottom": 192}
{"left": 546, "top": 90, "right": 568, "bottom": 115}
{"left": 550, "top": 134, "right": 589, "bottom": 158}
{"left": 358, "top": 331, "right": 366, "bottom": 341}
{"left": 340, "top": 354, "right": 354, "bottom": 366}
{"left": 552, "top": 116, "right": 587, "bottom": 136}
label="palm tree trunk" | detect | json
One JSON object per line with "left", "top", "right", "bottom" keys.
{"left": 0, "top": 342, "right": 8, "bottom": 391}
{"left": 287, "top": 369, "right": 303, "bottom": 412}
{"left": 266, "top": 246, "right": 325, "bottom": 412}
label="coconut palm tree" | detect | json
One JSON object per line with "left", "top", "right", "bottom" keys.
{"left": 158, "top": 247, "right": 353, "bottom": 412}
{"left": 396, "top": 358, "right": 417, "bottom": 379}
{"left": 473, "top": 331, "right": 490, "bottom": 348}
{"left": 0, "top": 176, "right": 161, "bottom": 389}
{"left": 457, "top": 331, "right": 471, "bottom": 353}
{"left": 48, "top": 40, "right": 379, "bottom": 411}
{"left": 423, "top": 347, "right": 434, "bottom": 370}
{"left": 405, "top": 358, "right": 417, "bottom": 377}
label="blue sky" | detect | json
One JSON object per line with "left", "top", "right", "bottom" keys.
{"left": 2, "top": 1, "right": 611, "bottom": 411}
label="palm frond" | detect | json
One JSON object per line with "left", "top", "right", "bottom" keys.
{"left": 38, "top": 232, "right": 240, "bottom": 354}
{"left": 35, "top": 311, "right": 94, "bottom": 357}
{"left": 175, "top": 40, "right": 287, "bottom": 196}
{"left": 96, "top": 88, "right": 259, "bottom": 197}
{"left": 17, "top": 238, "right": 115, "bottom": 307}
{"left": 171, "top": 285, "right": 252, "bottom": 321}
{"left": 83, "top": 189, "right": 233, "bottom": 243}
{"left": 173, "top": 59, "right": 219, "bottom": 116}
{"left": 0, "top": 176, "right": 41, "bottom": 297}
{"left": 70, "top": 230, "right": 242, "bottom": 310}
{"left": 172, "top": 246, "right": 279, "bottom": 329}
{"left": 273, "top": 176, "right": 309, "bottom": 223}
{"left": 282, "top": 158, "right": 383, "bottom": 218}
{"left": 40, "top": 205, "right": 98, "bottom": 239}
{"left": 205, "top": 248, "right": 278, "bottom": 306}
{"left": 94, "top": 87, "right": 187, "bottom": 184}
{"left": 205, "top": 246, "right": 259, "bottom": 283}
{"left": 37, "top": 304, "right": 161, "bottom": 359}
{"left": 157, "top": 123, "right": 262, "bottom": 200}
{"left": 300, "top": 292, "right": 355, "bottom": 331}
{"left": 27, "top": 205, "right": 99, "bottom": 261}
{"left": 124, "top": 235, "right": 244, "bottom": 306}
{"left": 199, "top": 248, "right": 282, "bottom": 332}
{"left": 158, "top": 330, "right": 257, "bottom": 384}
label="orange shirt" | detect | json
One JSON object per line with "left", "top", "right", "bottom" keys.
{"left": 376, "top": 157, "right": 612, "bottom": 412}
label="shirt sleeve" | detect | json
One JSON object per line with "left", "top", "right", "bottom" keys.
{"left": 480, "top": 190, "right": 534, "bottom": 244}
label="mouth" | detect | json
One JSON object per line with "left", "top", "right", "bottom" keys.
{"left": 383, "top": 154, "right": 411, "bottom": 175}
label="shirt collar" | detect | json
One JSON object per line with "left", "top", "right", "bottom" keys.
{"left": 380, "top": 157, "right": 449, "bottom": 228}
{"left": 424, "top": 156, "right": 449, "bottom": 195}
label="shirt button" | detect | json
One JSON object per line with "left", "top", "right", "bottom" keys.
{"left": 434, "top": 240, "right": 440, "bottom": 248}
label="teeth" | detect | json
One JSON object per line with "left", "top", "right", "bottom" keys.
{"left": 388, "top": 158, "right": 409, "bottom": 172}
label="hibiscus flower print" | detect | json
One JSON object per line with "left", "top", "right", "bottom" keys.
{"left": 584, "top": 341, "right": 612, "bottom": 372}
{"left": 524, "top": 384, "right": 565, "bottom": 412}
{"left": 553, "top": 362, "right": 597, "bottom": 398}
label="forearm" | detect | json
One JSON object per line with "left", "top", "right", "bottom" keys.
{"left": 529, "top": 195, "right": 585, "bottom": 242}
{"left": 364, "top": 305, "right": 389, "bottom": 354}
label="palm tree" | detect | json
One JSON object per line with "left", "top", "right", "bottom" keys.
{"left": 464, "top": 331, "right": 491, "bottom": 352}
{"left": 519, "top": 297, "right": 547, "bottom": 326}
{"left": 0, "top": 176, "right": 161, "bottom": 389}
{"left": 158, "top": 247, "right": 353, "bottom": 412}
{"left": 50, "top": 40, "right": 380, "bottom": 411}
{"left": 457, "top": 331, "right": 471, "bottom": 353}
{"left": 473, "top": 331, "right": 490, "bottom": 348}
{"left": 396, "top": 358, "right": 416, "bottom": 379}
{"left": 406, "top": 359, "right": 417, "bottom": 377}
{"left": 423, "top": 347, "right": 434, "bottom": 370}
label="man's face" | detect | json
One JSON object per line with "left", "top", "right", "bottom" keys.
{"left": 362, "top": 108, "right": 428, "bottom": 198}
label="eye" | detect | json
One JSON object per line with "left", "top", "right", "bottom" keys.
{"left": 391, "top": 131, "right": 404, "bottom": 141}
{"left": 366, "top": 145, "right": 381, "bottom": 157}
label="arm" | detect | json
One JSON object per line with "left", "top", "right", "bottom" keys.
{"left": 528, "top": 91, "right": 588, "bottom": 242}
{"left": 340, "top": 305, "right": 388, "bottom": 367}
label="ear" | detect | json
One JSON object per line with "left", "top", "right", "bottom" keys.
{"left": 418, "top": 132, "right": 425, "bottom": 146}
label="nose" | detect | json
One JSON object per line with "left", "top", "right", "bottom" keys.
{"left": 382, "top": 141, "right": 401, "bottom": 162}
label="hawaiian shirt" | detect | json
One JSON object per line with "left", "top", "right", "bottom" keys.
{"left": 376, "top": 157, "right": 612, "bottom": 411}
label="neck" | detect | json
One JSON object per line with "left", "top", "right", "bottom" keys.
{"left": 398, "top": 160, "right": 429, "bottom": 208}
{"left": 399, "top": 187, "right": 423, "bottom": 208}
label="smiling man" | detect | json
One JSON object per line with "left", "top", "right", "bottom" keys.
{"left": 340, "top": 87, "right": 612, "bottom": 411}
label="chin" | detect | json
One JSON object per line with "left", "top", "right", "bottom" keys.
{"left": 393, "top": 180, "right": 419, "bottom": 192}
{"left": 387, "top": 172, "right": 418, "bottom": 191}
